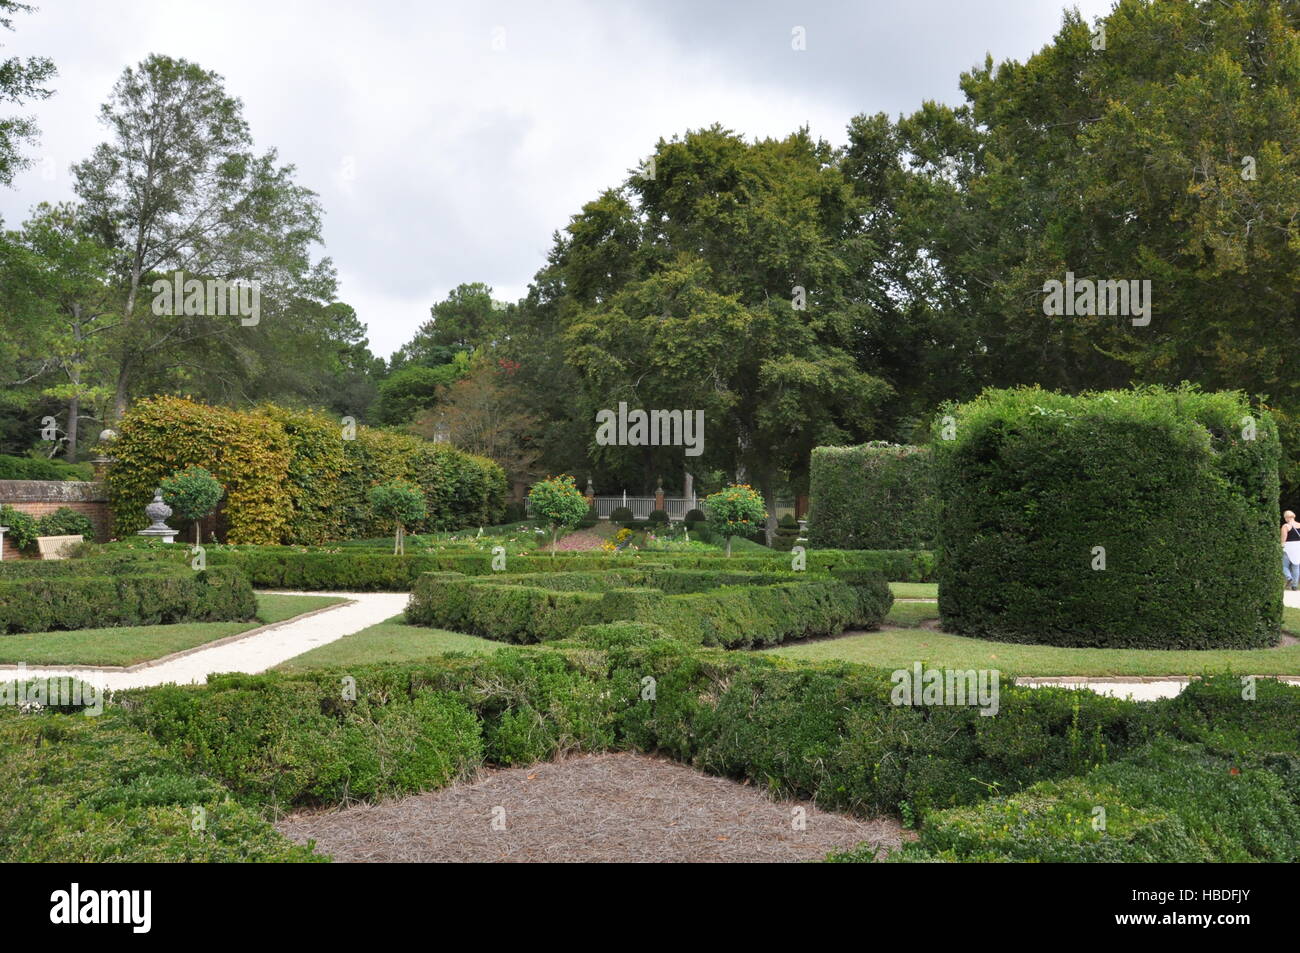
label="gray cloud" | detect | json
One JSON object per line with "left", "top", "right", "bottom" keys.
{"left": 0, "top": 0, "right": 1114, "bottom": 359}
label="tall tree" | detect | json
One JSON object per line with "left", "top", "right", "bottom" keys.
{"left": 11, "top": 203, "right": 117, "bottom": 459}
{"left": 0, "top": 0, "right": 54, "bottom": 186}
{"left": 890, "top": 0, "right": 1300, "bottom": 493}
{"left": 553, "top": 126, "right": 892, "bottom": 538}
{"left": 393, "top": 282, "right": 503, "bottom": 366}
{"left": 72, "top": 54, "right": 336, "bottom": 419}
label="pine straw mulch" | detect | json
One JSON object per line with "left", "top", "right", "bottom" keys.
{"left": 277, "top": 752, "right": 908, "bottom": 863}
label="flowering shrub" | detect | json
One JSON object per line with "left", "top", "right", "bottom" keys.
{"left": 701, "top": 484, "right": 767, "bottom": 556}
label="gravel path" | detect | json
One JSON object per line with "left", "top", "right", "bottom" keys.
{"left": 0, "top": 592, "right": 407, "bottom": 691}
{"left": 278, "top": 752, "right": 906, "bottom": 863}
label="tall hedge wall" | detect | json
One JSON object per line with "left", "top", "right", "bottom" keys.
{"left": 932, "top": 386, "right": 1282, "bottom": 649}
{"left": 109, "top": 396, "right": 507, "bottom": 544}
{"left": 808, "top": 442, "right": 936, "bottom": 549}
{"left": 108, "top": 396, "right": 293, "bottom": 544}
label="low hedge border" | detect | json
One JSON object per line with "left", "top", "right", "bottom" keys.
{"left": 405, "top": 568, "right": 893, "bottom": 648}
{"left": 0, "top": 566, "right": 255, "bottom": 634}
{"left": 10, "top": 639, "right": 1300, "bottom": 862}
{"left": 195, "top": 546, "right": 936, "bottom": 590}
{"left": 0, "top": 705, "right": 320, "bottom": 861}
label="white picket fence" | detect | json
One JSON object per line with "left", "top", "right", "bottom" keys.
{"left": 525, "top": 494, "right": 797, "bottom": 521}
{"left": 526, "top": 494, "right": 699, "bottom": 520}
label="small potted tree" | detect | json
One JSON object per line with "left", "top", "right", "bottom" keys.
{"left": 527, "top": 474, "right": 590, "bottom": 556}
{"left": 159, "top": 466, "right": 224, "bottom": 544}
{"left": 701, "top": 484, "right": 767, "bottom": 557}
{"left": 369, "top": 479, "right": 427, "bottom": 555}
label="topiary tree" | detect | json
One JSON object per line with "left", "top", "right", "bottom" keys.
{"left": 933, "top": 385, "right": 1281, "bottom": 649}
{"left": 647, "top": 509, "right": 669, "bottom": 526}
{"left": 608, "top": 505, "right": 633, "bottom": 525}
{"left": 369, "top": 479, "right": 428, "bottom": 554}
{"left": 771, "top": 513, "right": 801, "bottom": 552}
{"left": 160, "top": 466, "right": 225, "bottom": 544}
{"left": 527, "top": 474, "right": 590, "bottom": 556}
{"left": 701, "top": 484, "right": 767, "bottom": 557}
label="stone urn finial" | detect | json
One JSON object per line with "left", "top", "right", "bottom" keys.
{"left": 137, "top": 488, "right": 177, "bottom": 543}
{"left": 90, "top": 428, "right": 120, "bottom": 481}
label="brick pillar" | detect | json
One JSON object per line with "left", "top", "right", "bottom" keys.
{"left": 795, "top": 495, "right": 809, "bottom": 519}
{"left": 654, "top": 479, "right": 665, "bottom": 512}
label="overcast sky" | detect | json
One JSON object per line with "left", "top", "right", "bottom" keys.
{"left": 0, "top": 0, "right": 1114, "bottom": 359}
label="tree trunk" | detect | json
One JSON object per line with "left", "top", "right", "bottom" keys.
{"left": 193, "top": 519, "right": 201, "bottom": 545}
{"left": 113, "top": 277, "right": 140, "bottom": 423}
{"left": 759, "top": 473, "right": 778, "bottom": 547}
{"left": 725, "top": 535, "right": 733, "bottom": 557}
{"left": 112, "top": 362, "right": 131, "bottom": 424}
{"left": 66, "top": 393, "right": 79, "bottom": 462}
{"left": 551, "top": 526, "right": 558, "bottom": 557}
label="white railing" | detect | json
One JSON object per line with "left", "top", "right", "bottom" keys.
{"left": 526, "top": 494, "right": 700, "bottom": 520}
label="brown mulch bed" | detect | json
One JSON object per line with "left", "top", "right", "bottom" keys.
{"left": 277, "top": 752, "right": 907, "bottom": 863}
{"left": 550, "top": 530, "right": 607, "bottom": 551}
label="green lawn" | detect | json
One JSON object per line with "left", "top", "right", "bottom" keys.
{"left": 886, "top": 600, "right": 940, "bottom": 627}
{"left": 889, "top": 582, "right": 937, "bottom": 599}
{"left": 275, "top": 613, "right": 502, "bottom": 672}
{"left": 253, "top": 593, "right": 347, "bottom": 625}
{"left": 768, "top": 625, "right": 1300, "bottom": 677}
{"left": 0, "top": 593, "right": 345, "bottom": 668}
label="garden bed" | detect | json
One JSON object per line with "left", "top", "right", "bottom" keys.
{"left": 277, "top": 752, "right": 907, "bottom": 863}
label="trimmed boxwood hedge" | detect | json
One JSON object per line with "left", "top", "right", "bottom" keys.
{"left": 200, "top": 545, "right": 936, "bottom": 590}
{"left": 121, "top": 649, "right": 618, "bottom": 806}
{"left": 861, "top": 678, "right": 1300, "bottom": 863}
{"left": 405, "top": 568, "right": 892, "bottom": 648}
{"left": 11, "top": 637, "right": 1300, "bottom": 862}
{"left": 0, "top": 706, "right": 320, "bottom": 861}
{"left": 0, "top": 565, "right": 255, "bottom": 634}
{"left": 933, "top": 386, "right": 1282, "bottom": 649}
{"left": 808, "top": 442, "right": 937, "bottom": 549}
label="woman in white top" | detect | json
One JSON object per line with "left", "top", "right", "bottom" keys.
{"left": 1283, "top": 511, "right": 1300, "bottom": 590}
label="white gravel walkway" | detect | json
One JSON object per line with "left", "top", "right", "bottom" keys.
{"left": 4, "top": 589, "right": 1298, "bottom": 700}
{"left": 0, "top": 591, "right": 407, "bottom": 691}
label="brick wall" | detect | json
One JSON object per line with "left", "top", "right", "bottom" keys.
{"left": 0, "top": 480, "right": 111, "bottom": 560}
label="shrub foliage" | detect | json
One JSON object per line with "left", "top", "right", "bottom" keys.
{"left": 808, "top": 442, "right": 936, "bottom": 549}
{"left": 932, "top": 386, "right": 1282, "bottom": 649}
{"left": 108, "top": 396, "right": 507, "bottom": 544}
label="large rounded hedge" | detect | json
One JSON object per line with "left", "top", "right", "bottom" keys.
{"left": 932, "top": 386, "right": 1281, "bottom": 649}
{"left": 808, "top": 442, "right": 936, "bottom": 549}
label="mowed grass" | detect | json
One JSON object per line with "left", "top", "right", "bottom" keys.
{"left": 253, "top": 593, "right": 347, "bottom": 625}
{"left": 0, "top": 593, "right": 345, "bottom": 668}
{"left": 772, "top": 600, "right": 1300, "bottom": 676}
{"left": 276, "top": 613, "right": 502, "bottom": 673}
{"left": 889, "top": 582, "right": 937, "bottom": 599}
